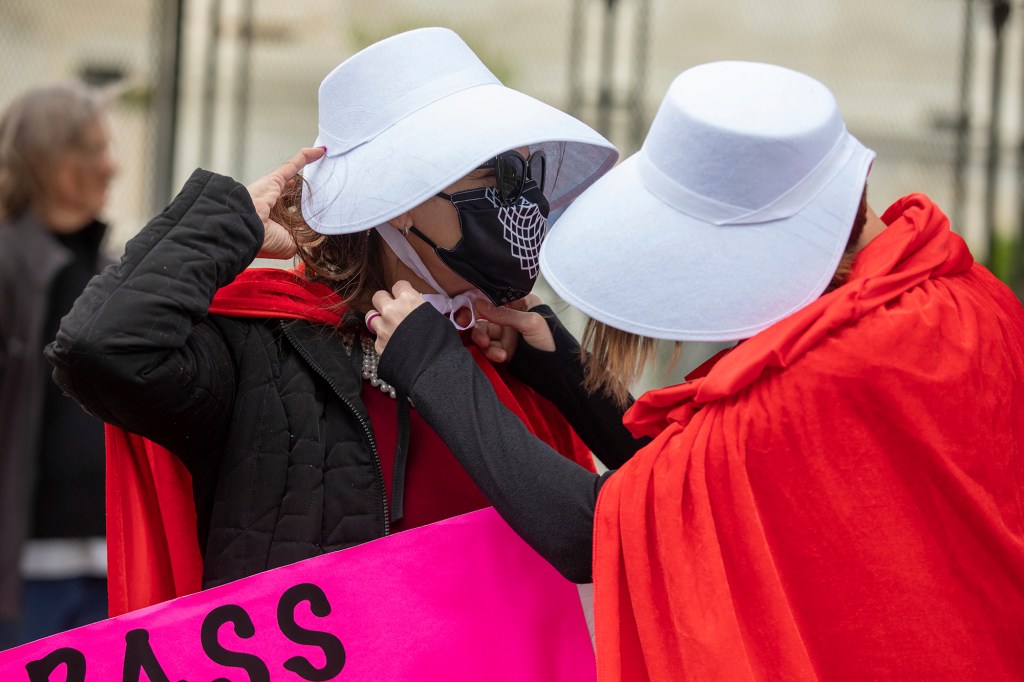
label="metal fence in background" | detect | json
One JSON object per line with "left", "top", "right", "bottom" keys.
{"left": 2, "top": 0, "right": 1023, "bottom": 384}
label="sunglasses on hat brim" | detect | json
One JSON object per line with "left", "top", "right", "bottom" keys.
{"left": 478, "top": 149, "right": 546, "bottom": 205}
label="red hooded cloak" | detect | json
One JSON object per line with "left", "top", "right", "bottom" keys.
{"left": 593, "top": 195, "right": 1024, "bottom": 681}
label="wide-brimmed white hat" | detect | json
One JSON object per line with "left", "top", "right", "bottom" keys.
{"left": 540, "top": 61, "right": 876, "bottom": 342}
{"left": 300, "top": 27, "right": 618, "bottom": 234}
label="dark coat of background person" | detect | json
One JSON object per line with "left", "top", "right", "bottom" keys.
{"left": 0, "top": 83, "right": 117, "bottom": 648}
{"left": 0, "top": 213, "right": 108, "bottom": 625}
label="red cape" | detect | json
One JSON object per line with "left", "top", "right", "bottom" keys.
{"left": 106, "top": 269, "right": 591, "bottom": 616}
{"left": 593, "top": 195, "right": 1024, "bottom": 680}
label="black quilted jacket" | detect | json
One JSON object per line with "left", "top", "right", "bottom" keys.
{"left": 45, "top": 170, "right": 393, "bottom": 588}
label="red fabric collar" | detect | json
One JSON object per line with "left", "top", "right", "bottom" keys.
{"left": 623, "top": 193, "right": 975, "bottom": 438}
{"left": 209, "top": 267, "right": 347, "bottom": 325}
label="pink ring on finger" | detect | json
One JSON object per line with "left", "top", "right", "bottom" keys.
{"left": 364, "top": 310, "right": 382, "bottom": 336}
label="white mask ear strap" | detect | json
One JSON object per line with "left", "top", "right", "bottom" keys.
{"left": 374, "top": 224, "right": 447, "bottom": 296}
{"left": 374, "top": 224, "right": 482, "bottom": 330}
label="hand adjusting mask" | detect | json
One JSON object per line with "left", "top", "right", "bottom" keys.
{"left": 410, "top": 150, "right": 551, "bottom": 306}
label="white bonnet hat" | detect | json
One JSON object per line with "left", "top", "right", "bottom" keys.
{"left": 301, "top": 27, "right": 619, "bottom": 234}
{"left": 540, "top": 61, "right": 876, "bottom": 341}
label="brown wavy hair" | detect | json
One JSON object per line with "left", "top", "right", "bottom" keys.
{"left": 270, "top": 175, "right": 391, "bottom": 313}
{"left": 581, "top": 187, "right": 870, "bottom": 406}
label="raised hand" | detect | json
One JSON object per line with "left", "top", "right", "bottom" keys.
{"left": 246, "top": 146, "right": 326, "bottom": 259}
{"left": 473, "top": 294, "right": 555, "bottom": 355}
{"left": 367, "top": 281, "right": 428, "bottom": 355}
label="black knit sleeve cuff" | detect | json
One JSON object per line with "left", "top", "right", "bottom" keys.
{"left": 377, "top": 303, "right": 463, "bottom": 395}
{"left": 508, "top": 304, "right": 585, "bottom": 396}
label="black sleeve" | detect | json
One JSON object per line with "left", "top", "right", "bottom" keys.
{"left": 379, "top": 304, "right": 613, "bottom": 583}
{"left": 44, "top": 169, "right": 262, "bottom": 472}
{"left": 507, "top": 305, "right": 648, "bottom": 469}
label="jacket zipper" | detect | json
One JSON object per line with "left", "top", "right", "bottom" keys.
{"left": 281, "top": 322, "right": 390, "bottom": 537}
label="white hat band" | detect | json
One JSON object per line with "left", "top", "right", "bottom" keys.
{"left": 637, "top": 131, "right": 869, "bottom": 226}
{"left": 319, "top": 65, "right": 501, "bottom": 156}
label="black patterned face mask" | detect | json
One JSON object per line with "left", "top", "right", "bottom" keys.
{"left": 409, "top": 180, "right": 551, "bottom": 306}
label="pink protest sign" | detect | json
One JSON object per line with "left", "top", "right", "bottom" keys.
{"left": 0, "top": 508, "right": 595, "bottom": 681}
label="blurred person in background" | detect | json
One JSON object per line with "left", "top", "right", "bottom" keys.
{"left": 45, "top": 28, "right": 626, "bottom": 617}
{"left": 0, "top": 84, "right": 116, "bottom": 648}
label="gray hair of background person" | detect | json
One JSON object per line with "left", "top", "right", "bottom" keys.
{"left": 0, "top": 84, "right": 105, "bottom": 222}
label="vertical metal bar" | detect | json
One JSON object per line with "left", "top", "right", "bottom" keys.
{"left": 596, "top": 0, "right": 619, "bottom": 137}
{"left": 199, "top": 0, "right": 222, "bottom": 169}
{"left": 983, "top": 0, "right": 1010, "bottom": 269}
{"left": 952, "top": 0, "right": 975, "bottom": 234}
{"left": 232, "top": 0, "right": 254, "bottom": 179}
{"left": 629, "top": 0, "right": 652, "bottom": 150}
{"left": 567, "top": 0, "right": 586, "bottom": 117}
{"left": 151, "top": 0, "right": 184, "bottom": 213}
